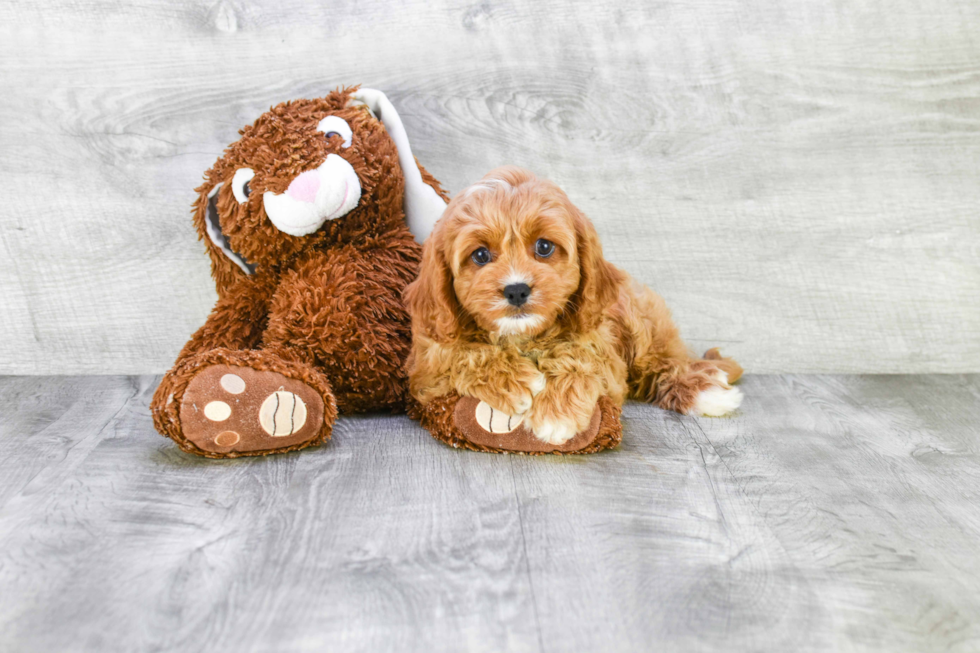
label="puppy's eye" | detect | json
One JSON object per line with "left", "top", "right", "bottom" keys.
{"left": 232, "top": 168, "right": 255, "bottom": 204}
{"left": 535, "top": 238, "right": 555, "bottom": 258}
{"left": 471, "top": 247, "right": 492, "bottom": 266}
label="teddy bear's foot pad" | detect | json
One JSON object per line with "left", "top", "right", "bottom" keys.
{"left": 179, "top": 365, "right": 325, "bottom": 455}
{"left": 454, "top": 396, "right": 602, "bottom": 453}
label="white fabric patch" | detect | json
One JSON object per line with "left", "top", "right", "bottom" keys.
{"left": 204, "top": 183, "right": 254, "bottom": 275}
{"left": 262, "top": 154, "right": 362, "bottom": 237}
{"left": 203, "top": 401, "right": 232, "bottom": 421}
{"left": 475, "top": 401, "right": 524, "bottom": 433}
{"left": 351, "top": 88, "right": 447, "bottom": 243}
{"left": 232, "top": 168, "right": 255, "bottom": 203}
{"left": 316, "top": 115, "right": 353, "bottom": 148}
{"left": 220, "top": 373, "right": 246, "bottom": 394}
{"left": 259, "top": 391, "right": 308, "bottom": 436}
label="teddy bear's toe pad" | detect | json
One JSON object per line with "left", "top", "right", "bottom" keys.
{"left": 473, "top": 401, "right": 524, "bottom": 433}
{"left": 179, "top": 365, "right": 324, "bottom": 455}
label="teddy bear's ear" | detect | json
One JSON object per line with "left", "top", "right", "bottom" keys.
{"left": 350, "top": 88, "right": 447, "bottom": 243}
{"left": 201, "top": 182, "right": 255, "bottom": 276}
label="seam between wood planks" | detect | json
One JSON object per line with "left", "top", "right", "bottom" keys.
{"left": 509, "top": 455, "right": 546, "bottom": 653}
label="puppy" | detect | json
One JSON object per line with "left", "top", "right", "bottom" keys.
{"left": 403, "top": 166, "right": 743, "bottom": 445}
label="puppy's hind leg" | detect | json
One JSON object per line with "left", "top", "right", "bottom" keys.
{"left": 703, "top": 347, "right": 743, "bottom": 384}
{"left": 617, "top": 281, "right": 742, "bottom": 416}
{"left": 631, "top": 350, "right": 743, "bottom": 417}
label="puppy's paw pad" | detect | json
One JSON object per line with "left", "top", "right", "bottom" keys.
{"left": 694, "top": 385, "right": 743, "bottom": 417}
{"left": 475, "top": 401, "right": 524, "bottom": 434}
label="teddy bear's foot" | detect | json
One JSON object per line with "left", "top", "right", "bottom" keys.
{"left": 178, "top": 364, "right": 328, "bottom": 456}
{"left": 413, "top": 393, "right": 622, "bottom": 455}
{"left": 153, "top": 348, "right": 337, "bottom": 458}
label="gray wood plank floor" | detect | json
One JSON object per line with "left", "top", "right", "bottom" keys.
{"left": 0, "top": 374, "right": 978, "bottom": 652}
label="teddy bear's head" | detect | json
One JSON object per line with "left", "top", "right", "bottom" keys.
{"left": 193, "top": 86, "right": 445, "bottom": 293}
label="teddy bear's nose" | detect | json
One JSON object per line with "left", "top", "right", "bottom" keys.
{"left": 286, "top": 170, "right": 321, "bottom": 203}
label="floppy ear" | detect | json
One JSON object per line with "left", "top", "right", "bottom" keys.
{"left": 191, "top": 181, "right": 255, "bottom": 296}
{"left": 569, "top": 206, "right": 625, "bottom": 333}
{"left": 402, "top": 218, "right": 462, "bottom": 342}
{"left": 350, "top": 88, "right": 447, "bottom": 243}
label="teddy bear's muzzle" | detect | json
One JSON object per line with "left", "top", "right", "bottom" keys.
{"left": 262, "top": 154, "right": 362, "bottom": 237}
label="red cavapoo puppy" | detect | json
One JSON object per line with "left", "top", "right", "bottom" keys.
{"left": 404, "top": 166, "right": 743, "bottom": 445}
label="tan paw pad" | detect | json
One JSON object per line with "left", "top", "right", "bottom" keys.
{"left": 203, "top": 401, "right": 232, "bottom": 421}
{"left": 259, "top": 391, "right": 308, "bottom": 437}
{"left": 220, "top": 373, "right": 246, "bottom": 394}
{"left": 215, "top": 431, "right": 240, "bottom": 446}
{"left": 474, "top": 401, "right": 523, "bottom": 433}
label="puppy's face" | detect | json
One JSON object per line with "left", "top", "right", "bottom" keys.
{"left": 405, "top": 167, "right": 623, "bottom": 343}
{"left": 443, "top": 173, "right": 583, "bottom": 337}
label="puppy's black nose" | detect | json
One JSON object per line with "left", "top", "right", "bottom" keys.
{"left": 503, "top": 283, "right": 531, "bottom": 307}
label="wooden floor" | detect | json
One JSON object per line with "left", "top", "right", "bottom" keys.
{"left": 0, "top": 375, "right": 978, "bottom": 652}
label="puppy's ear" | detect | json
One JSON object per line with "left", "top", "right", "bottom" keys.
{"left": 403, "top": 218, "right": 461, "bottom": 341}
{"left": 569, "top": 206, "right": 625, "bottom": 332}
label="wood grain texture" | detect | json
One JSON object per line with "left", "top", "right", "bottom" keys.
{"left": 0, "top": 373, "right": 979, "bottom": 652}
{"left": 1, "top": 0, "right": 979, "bottom": 374}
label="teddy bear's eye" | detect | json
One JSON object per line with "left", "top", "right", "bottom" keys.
{"left": 316, "top": 116, "right": 353, "bottom": 148}
{"left": 232, "top": 168, "right": 255, "bottom": 204}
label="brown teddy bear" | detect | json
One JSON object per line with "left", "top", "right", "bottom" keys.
{"left": 151, "top": 86, "right": 448, "bottom": 458}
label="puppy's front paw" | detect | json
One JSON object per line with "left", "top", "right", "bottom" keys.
{"left": 527, "top": 374, "right": 600, "bottom": 445}
{"left": 461, "top": 356, "right": 544, "bottom": 416}
{"left": 467, "top": 372, "right": 534, "bottom": 416}
{"left": 527, "top": 369, "right": 547, "bottom": 397}
{"left": 530, "top": 417, "right": 580, "bottom": 445}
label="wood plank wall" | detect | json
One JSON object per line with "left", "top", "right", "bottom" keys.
{"left": 1, "top": 0, "right": 977, "bottom": 374}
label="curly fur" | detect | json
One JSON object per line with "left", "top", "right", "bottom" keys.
{"left": 405, "top": 167, "right": 742, "bottom": 447}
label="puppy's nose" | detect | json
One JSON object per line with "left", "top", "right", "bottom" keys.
{"left": 503, "top": 283, "right": 531, "bottom": 307}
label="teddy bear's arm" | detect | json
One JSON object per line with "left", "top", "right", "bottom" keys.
{"left": 174, "top": 277, "right": 275, "bottom": 365}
